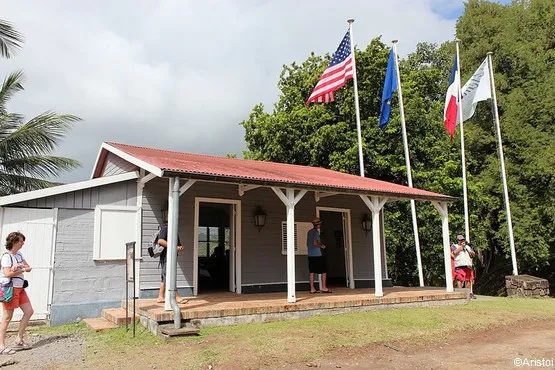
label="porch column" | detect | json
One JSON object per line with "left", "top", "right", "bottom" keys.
{"left": 432, "top": 201, "right": 454, "bottom": 292}
{"left": 165, "top": 177, "right": 181, "bottom": 328}
{"left": 272, "top": 187, "right": 307, "bottom": 303}
{"left": 360, "top": 195, "right": 388, "bottom": 297}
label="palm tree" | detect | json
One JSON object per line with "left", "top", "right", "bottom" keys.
{"left": 0, "top": 19, "right": 23, "bottom": 59}
{"left": 0, "top": 71, "right": 81, "bottom": 195}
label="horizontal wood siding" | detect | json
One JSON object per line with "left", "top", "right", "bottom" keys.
{"left": 140, "top": 180, "right": 386, "bottom": 291}
{"left": 317, "top": 195, "right": 384, "bottom": 280}
{"left": 12, "top": 180, "right": 137, "bottom": 209}
{"left": 241, "top": 187, "right": 315, "bottom": 285}
{"left": 140, "top": 177, "right": 195, "bottom": 290}
{"left": 101, "top": 152, "right": 138, "bottom": 177}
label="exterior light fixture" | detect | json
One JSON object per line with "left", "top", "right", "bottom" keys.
{"left": 362, "top": 213, "right": 372, "bottom": 235}
{"left": 253, "top": 206, "right": 267, "bottom": 232}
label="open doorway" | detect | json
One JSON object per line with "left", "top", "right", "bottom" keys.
{"left": 317, "top": 208, "right": 354, "bottom": 289}
{"left": 197, "top": 203, "right": 231, "bottom": 292}
{"left": 194, "top": 198, "right": 241, "bottom": 295}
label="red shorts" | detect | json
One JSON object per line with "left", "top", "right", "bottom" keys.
{"left": 454, "top": 267, "right": 474, "bottom": 282}
{"left": 2, "top": 287, "right": 30, "bottom": 311}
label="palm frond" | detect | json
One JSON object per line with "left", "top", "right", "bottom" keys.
{"left": 0, "top": 66, "right": 81, "bottom": 195}
{"left": 0, "top": 20, "right": 23, "bottom": 59}
{"left": 0, "top": 173, "right": 61, "bottom": 196}
{"left": 0, "top": 112, "right": 81, "bottom": 158}
{"left": 0, "top": 71, "right": 24, "bottom": 112}
{"left": 0, "top": 112, "right": 24, "bottom": 138}
{"left": 1, "top": 155, "right": 80, "bottom": 179}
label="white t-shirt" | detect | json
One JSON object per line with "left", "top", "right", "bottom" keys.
{"left": 0, "top": 252, "right": 25, "bottom": 288}
{"left": 451, "top": 244, "right": 474, "bottom": 268}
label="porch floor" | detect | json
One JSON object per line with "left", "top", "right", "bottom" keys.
{"left": 130, "top": 286, "right": 466, "bottom": 325}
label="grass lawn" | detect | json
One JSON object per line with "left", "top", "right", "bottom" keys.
{"left": 41, "top": 297, "right": 555, "bottom": 369}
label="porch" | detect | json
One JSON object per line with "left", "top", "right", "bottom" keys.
{"left": 109, "top": 287, "right": 467, "bottom": 336}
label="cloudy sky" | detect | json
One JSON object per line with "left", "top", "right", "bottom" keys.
{"left": 2, "top": 0, "right": 510, "bottom": 183}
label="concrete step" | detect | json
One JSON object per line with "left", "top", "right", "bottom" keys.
{"left": 102, "top": 308, "right": 139, "bottom": 325}
{"left": 83, "top": 317, "right": 118, "bottom": 332}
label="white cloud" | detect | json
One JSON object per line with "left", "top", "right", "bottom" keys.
{"left": 1, "top": 0, "right": 462, "bottom": 182}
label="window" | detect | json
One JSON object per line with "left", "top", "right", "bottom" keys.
{"left": 93, "top": 205, "right": 141, "bottom": 260}
{"left": 281, "top": 221, "right": 312, "bottom": 255}
{"left": 198, "top": 226, "right": 230, "bottom": 258}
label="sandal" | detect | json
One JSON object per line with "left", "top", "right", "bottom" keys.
{"left": 0, "top": 347, "right": 16, "bottom": 355}
{"left": 321, "top": 289, "right": 332, "bottom": 293}
{"left": 13, "top": 341, "right": 32, "bottom": 351}
{"left": 309, "top": 290, "right": 320, "bottom": 294}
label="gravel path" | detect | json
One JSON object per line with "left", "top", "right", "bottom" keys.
{"left": 0, "top": 332, "right": 85, "bottom": 369}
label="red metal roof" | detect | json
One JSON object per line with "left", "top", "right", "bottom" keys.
{"left": 100, "top": 142, "right": 454, "bottom": 202}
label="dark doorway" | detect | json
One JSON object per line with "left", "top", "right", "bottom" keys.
{"left": 198, "top": 203, "right": 232, "bottom": 292}
{"left": 319, "top": 210, "right": 347, "bottom": 287}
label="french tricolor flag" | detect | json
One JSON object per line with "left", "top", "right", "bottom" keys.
{"left": 443, "top": 57, "right": 459, "bottom": 139}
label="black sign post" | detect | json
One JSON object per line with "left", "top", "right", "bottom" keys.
{"left": 125, "top": 241, "right": 136, "bottom": 337}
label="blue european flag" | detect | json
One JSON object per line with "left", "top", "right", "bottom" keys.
{"left": 378, "top": 48, "right": 398, "bottom": 129}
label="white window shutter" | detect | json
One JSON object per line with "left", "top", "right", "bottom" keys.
{"left": 281, "top": 221, "right": 311, "bottom": 255}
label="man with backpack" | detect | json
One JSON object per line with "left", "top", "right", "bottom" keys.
{"left": 154, "top": 224, "right": 186, "bottom": 304}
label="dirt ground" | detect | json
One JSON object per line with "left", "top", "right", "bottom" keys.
{"left": 0, "top": 320, "right": 553, "bottom": 369}
{"left": 276, "top": 320, "right": 555, "bottom": 370}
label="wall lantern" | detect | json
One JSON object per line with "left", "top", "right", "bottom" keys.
{"left": 253, "top": 206, "right": 267, "bottom": 232}
{"left": 362, "top": 213, "right": 372, "bottom": 236}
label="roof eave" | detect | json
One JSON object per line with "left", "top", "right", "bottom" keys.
{"left": 161, "top": 170, "right": 456, "bottom": 203}
{"left": 0, "top": 171, "right": 140, "bottom": 207}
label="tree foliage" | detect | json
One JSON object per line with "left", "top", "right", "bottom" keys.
{"left": 0, "top": 22, "right": 80, "bottom": 195}
{"left": 241, "top": 0, "right": 554, "bottom": 293}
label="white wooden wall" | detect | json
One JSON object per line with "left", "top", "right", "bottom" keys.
{"left": 0, "top": 207, "right": 56, "bottom": 321}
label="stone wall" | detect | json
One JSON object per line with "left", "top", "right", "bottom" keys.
{"left": 505, "top": 274, "right": 550, "bottom": 298}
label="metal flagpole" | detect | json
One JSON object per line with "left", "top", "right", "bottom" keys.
{"left": 486, "top": 52, "right": 518, "bottom": 275}
{"left": 348, "top": 18, "right": 365, "bottom": 177}
{"left": 392, "top": 40, "right": 424, "bottom": 287}
{"left": 455, "top": 39, "right": 471, "bottom": 243}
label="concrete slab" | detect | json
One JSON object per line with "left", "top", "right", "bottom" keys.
{"left": 159, "top": 324, "right": 200, "bottom": 337}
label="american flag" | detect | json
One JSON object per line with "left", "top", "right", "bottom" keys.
{"left": 306, "top": 30, "right": 354, "bottom": 105}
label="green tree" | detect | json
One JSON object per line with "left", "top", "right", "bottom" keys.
{"left": 241, "top": 0, "right": 555, "bottom": 293}
{"left": 456, "top": 0, "right": 555, "bottom": 292}
{"left": 0, "top": 22, "right": 80, "bottom": 196}
{"left": 241, "top": 39, "right": 485, "bottom": 287}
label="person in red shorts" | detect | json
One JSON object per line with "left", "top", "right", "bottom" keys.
{"left": 0, "top": 232, "right": 34, "bottom": 355}
{"left": 451, "top": 234, "right": 476, "bottom": 298}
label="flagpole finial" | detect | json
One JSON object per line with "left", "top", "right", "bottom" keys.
{"left": 392, "top": 40, "right": 398, "bottom": 44}
{"left": 487, "top": 51, "right": 493, "bottom": 55}
{"left": 347, "top": 18, "right": 354, "bottom": 24}
{"left": 455, "top": 38, "right": 461, "bottom": 43}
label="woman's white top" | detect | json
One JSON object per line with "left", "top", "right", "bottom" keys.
{"left": 0, "top": 251, "right": 25, "bottom": 288}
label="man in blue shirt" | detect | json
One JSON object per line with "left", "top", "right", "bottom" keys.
{"left": 307, "top": 217, "right": 332, "bottom": 294}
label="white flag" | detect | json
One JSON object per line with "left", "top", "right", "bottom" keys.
{"left": 460, "top": 57, "right": 492, "bottom": 122}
